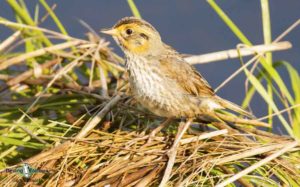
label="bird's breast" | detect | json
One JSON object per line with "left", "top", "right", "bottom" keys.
{"left": 124, "top": 54, "right": 208, "bottom": 118}
{"left": 125, "top": 55, "right": 183, "bottom": 114}
{"left": 126, "top": 55, "right": 164, "bottom": 99}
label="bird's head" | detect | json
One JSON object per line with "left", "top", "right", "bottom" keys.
{"left": 101, "top": 17, "right": 164, "bottom": 56}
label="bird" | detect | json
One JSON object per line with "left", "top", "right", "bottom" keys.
{"left": 101, "top": 17, "right": 267, "bottom": 126}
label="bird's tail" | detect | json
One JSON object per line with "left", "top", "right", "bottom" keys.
{"left": 215, "top": 96, "right": 255, "bottom": 119}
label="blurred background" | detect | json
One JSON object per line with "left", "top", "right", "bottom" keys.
{"left": 1, "top": 0, "right": 299, "bottom": 133}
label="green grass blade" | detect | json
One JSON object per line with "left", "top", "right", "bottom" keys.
{"left": 275, "top": 61, "right": 300, "bottom": 138}
{"left": 207, "top": 0, "right": 272, "bottom": 126}
{"left": 242, "top": 64, "right": 275, "bottom": 109}
{"left": 261, "top": 0, "right": 273, "bottom": 124}
{"left": 261, "top": 0, "right": 272, "bottom": 64}
{"left": 245, "top": 69, "right": 293, "bottom": 136}
{"left": 7, "top": 0, "right": 34, "bottom": 25}
{"left": 272, "top": 167, "right": 300, "bottom": 186}
{"left": 259, "top": 58, "right": 294, "bottom": 104}
{"left": 207, "top": 0, "right": 251, "bottom": 45}
{"left": 39, "top": 0, "right": 69, "bottom": 35}
{"left": 127, "top": 0, "right": 142, "bottom": 18}
{"left": 6, "top": 0, "right": 52, "bottom": 46}
{"left": 34, "top": 4, "right": 40, "bottom": 23}
{"left": 0, "top": 136, "right": 46, "bottom": 149}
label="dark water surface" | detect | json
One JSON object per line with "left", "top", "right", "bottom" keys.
{"left": 0, "top": 1, "right": 299, "bottom": 133}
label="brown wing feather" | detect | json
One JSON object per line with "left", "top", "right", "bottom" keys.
{"left": 157, "top": 47, "right": 256, "bottom": 118}
{"left": 158, "top": 52, "right": 215, "bottom": 97}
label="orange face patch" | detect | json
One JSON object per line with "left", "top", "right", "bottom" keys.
{"left": 115, "top": 23, "right": 151, "bottom": 55}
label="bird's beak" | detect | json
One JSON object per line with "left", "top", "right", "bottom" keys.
{"left": 101, "top": 28, "right": 118, "bottom": 36}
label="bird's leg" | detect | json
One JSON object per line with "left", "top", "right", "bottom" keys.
{"left": 170, "top": 118, "right": 193, "bottom": 150}
{"left": 159, "top": 118, "right": 193, "bottom": 187}
{"left": 146, "top": 117, "right": 173, "bottom": 144}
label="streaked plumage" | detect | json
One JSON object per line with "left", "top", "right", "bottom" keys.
{"left": 102, "top": 17, "right": 254, "bottom": 119}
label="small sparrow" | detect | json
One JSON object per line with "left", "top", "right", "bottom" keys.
{"left": 102, "top": 17, "right": 254, "bottom": 120}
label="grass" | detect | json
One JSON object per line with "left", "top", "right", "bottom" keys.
{"left": 0, "top": 0, "right": 299, "bottom": 186}
{"left": 207, "top": 0, "right": 300, "bottom": 138}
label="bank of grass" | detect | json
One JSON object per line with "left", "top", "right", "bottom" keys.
{"left": 0, "top": 0, "right": 299, "bottom": 186}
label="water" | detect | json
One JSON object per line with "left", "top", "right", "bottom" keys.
{"left": 0, "top": 1, "right": 299, "bottom": 133}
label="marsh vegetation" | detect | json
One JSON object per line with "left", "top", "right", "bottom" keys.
{"left": 0, "top": 0, "right": 299, "bottom": 186}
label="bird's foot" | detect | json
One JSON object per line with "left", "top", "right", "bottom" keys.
{"left": 144, "top": 118, "right": 173, "bottom": 146}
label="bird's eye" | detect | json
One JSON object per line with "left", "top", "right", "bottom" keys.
{"left": 126, "top": 28, "right": 133, "bottom": 35}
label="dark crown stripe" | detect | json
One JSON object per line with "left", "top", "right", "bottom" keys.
{"left": 113, "top": 17, "right": 157, "bottom": 32}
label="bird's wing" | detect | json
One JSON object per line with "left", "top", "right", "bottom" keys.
{"left": 158, "top": 54, "right": 215, "bottom": 97}
{"left": 158, "top": 50, "right": 256, "bottom": 118}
